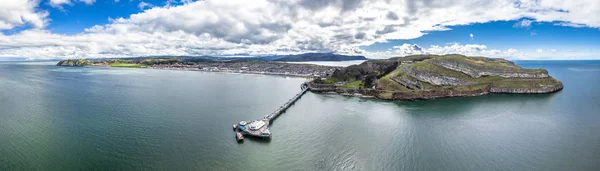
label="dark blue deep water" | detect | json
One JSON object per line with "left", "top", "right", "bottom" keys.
{"left": 0, "top": 61, "right": 599, "bottom": 170}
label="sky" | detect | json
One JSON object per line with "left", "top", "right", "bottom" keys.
{"left": 0, "top": 0, "right": 599, "bottom": 60}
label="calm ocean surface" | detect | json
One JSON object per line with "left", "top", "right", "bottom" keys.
{"left": 0, "top": 61, "right": 599, "bottom": 170}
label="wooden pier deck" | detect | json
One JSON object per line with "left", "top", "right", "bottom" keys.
{"left": 266, "top": 83, "right": 309, "bottom": 121}
{"left": 233, "top": 83, "right": 310, "bottom": 140}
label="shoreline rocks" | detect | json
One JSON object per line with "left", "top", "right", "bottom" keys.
{"left": 308, "top": 82, "right": 563, "bottom": 101}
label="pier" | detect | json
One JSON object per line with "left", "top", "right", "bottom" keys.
{"left": 266, "top": 83, "right": 309, "bottom": 121}
{"left": 233, "top": 83, "right": 310, "bottom": 141}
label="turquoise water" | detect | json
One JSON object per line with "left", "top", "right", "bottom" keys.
{"left": 0, "top": 61, "right": 599, "bottom": 170}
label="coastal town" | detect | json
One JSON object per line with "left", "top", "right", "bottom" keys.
{"left": 56, "top": 58, "right": 342, "bottom": 78}
{"left": 150, "top": 61, "right": 341, "bottom": 77}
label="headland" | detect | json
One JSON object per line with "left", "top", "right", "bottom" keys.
{"left": 308, "top": 54, "right": 563, "bottom": 100}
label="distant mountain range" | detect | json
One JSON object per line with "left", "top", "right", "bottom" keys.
{"left": 86, "top": 53, "right": 367, "bottom": 62}
{"left": 262, "top": 53, "right": 367, "bottom": 61}
{"left": 12, "top": 53, "right": 369, "bottom": 62}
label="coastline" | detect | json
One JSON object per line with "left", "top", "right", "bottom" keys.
{"left": 306, "top": 82, "right": 563, "bottom": 101}
{"left": 118, "top": 64, "right": 566, "bottom": 101}
{"left": 60, "top": 64, "right": 320, "bottom": 78}
{"left": 147, "top": 66, "right": 318, "bottom": 78}
{"left": 56, "top": 63, "right": 564, "bottom": 101}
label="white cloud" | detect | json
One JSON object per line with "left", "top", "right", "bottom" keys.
{"left": 425, "top": 43, "right": 525, "bottom": 58}
{"left": 554, "top": 22, "right": 587, "bottom": 28}
{"left": 469, "top": 33, "right": 474, "bottom": 40}
{"left": 49, "top": 0, "right": 71, "bottom": 7}
{"left": 373, "top": 44, "right": 597, "bottom": 60}
{"left": 138, "top": 2, "right": 153, "bottom": 10}
{"left": 1, "top": 0, "right": 600, "bottom": 59}
{"left": 0, "top": 0, "right": 48, "bottom": 30}
{"left": 79, "top": 0, "right": 96, "bottom": 5}
{"left": 364, "top": 43, "right": 524, "bottom": 59}
{"left": 49, "top": 0, "right": 96, "bottom": 8}
{"left": 393, "top": 44, "right": 425, "bottom": 56}
{"left": 513, "top": 19, "right": 533, "bottom": 28}
{"left": 530, "top": 31, "right": 537, "bottom": 36}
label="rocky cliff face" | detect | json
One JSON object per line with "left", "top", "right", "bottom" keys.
{"left": 400, "top": 65, "right": 467, "bottom": 86}
{"left": 387, "top": 89, "right": 490, "bottom": 101}
{"left": 391, "top": 77, "right": 422, "bottom": 90}
{"left": 428, "top": 58, "right": 549, "bottom": 78}
{"left": 489, "top": 81, "right": 563, "bottom": 93}
{"left": 56, "top": 59, "right": 92, "bottom": 66}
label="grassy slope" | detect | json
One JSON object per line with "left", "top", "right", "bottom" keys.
{"left": 377, "top": 55, "right": 560, "bottom": 93}
{"left": 428, "top": 55, "right": 546, "bottom": 74}
{"left": 376, "top": 66, "right": 410, "bottom": 91}
{"left": 323, "top": 78, "right": 340, "bottom": 84}
{"left": 110, "top": 63, "right": 147, "bottom": 68}
{"left": 342, "top": 80, "right": 363, "bottom": 89}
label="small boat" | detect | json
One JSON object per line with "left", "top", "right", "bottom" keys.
{"left": 235, "top": 132, "right": 244, "bottom": 142}
{"left": 233, "top": 124, "right": 237, "bottom": 130}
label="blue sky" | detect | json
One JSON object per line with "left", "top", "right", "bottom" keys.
{"left": 364, "top": 21, "right": 600, "bottom": 50}
{"left": 43, "top": 0, "right": 185, "bottom": 34}
{"left": 45, "top": 1, "right": 137, "bottom": 34}
{"left": 0, "top": 0, "right": 599, "bottom": 60}
{"left": 362, "top": 20, "right": 600, "bottom": 57}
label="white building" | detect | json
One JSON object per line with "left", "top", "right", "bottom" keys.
{"left": 248, "top": 121, "right": 266, "bottom": 130}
